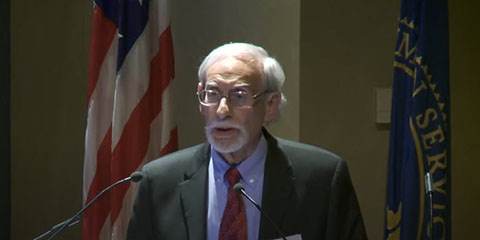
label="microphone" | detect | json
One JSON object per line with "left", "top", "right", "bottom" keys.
{"left": 233, "top": 183, "right": 287, "bottom": 240}
{"left": 130, "top": 171, "right": 144, "bottom": 183}
{"left": 34, "top": 171, "right": 144, "bottom": 240}
{"left": 424, "top": 172, "right": 434, "bottom": 239}
{"left": 424, "top": 172, "right": 433, "bottom": 194}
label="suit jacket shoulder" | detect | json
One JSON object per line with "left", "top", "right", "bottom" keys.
{"left": 277, "top": 137, "right": 342, "bottom": 170}
{"left": 142, "top": 143, "right": 209, "bottom": 184}
{"left": 261, "top": 133, "right": 367, "bottom": 240}
{"left": 128, "top": 143, "right": 210, "bottom": 240}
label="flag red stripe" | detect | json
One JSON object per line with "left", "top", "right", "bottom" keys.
{"left": 109, "top": 25, "right": 175, "bottom": 224}
{"left": 82, "top": 127, "right": 113, "bottom": 240}
{"left": 87, "top": 5, "right": 117, "bottom": 104}
{"left": 161, "top": 126, "right": 179, "bottom": 156}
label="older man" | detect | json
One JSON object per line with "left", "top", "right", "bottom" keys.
{"left": 127, "top": 43, "right": 367, "bottom": 240}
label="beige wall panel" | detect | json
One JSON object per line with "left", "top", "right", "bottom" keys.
{"left": 171, "top": 0, "right": 300, "bottom": 149}
{"left": 300, "top": 0, "right": 400, "bottom": 239}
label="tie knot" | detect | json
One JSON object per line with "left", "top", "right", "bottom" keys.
{"left": 224, "top": 167, "right": 241, "bottom": 187}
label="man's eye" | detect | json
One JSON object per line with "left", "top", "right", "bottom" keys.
{"left": 231, "top": 91, "right": 248, "bottom": 99}
{"left": 206, "top": 91, "right": 219, "bottom": 98}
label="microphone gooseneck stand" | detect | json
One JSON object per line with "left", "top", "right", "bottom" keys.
{"left": 234, "top": 183, "right": 287, "bottom": 240}
{"left": 33, "top": 171, "right": 144, "bottom": 240}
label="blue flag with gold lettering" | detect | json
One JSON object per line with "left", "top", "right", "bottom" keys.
{"left": 384, "top": 0, "right": 450, "bottom": 239}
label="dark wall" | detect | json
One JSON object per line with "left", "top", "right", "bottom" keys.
{"left": 10, "top": 1, "right": 91, "bottom": 239}
{"left": 449, "top": 0, "right": 480, "bottom": 238}
{"left": 0, "top": 0, "right": 11, "bottom": 239}
{"left": 300, "top": 0, "right": 399, "bottom": 238}
{"left": 1, "top": 0, "right": 11, "bottom": 238}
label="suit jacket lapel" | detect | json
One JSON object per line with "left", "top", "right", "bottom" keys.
{"left": 177, "top": 132, "right": 298, "bottom": 240}
{"left": 179, "top": 143, "right": 210, "bottom": 240}
{"left": 259, "top": 130, "right": 299, "bottom": 239}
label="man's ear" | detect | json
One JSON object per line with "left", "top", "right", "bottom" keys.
{"left": 198, "top": 82, "right": 203, "bottom": 113}
{"left": 264, "top": 92, "right": 281, "bottom": 123}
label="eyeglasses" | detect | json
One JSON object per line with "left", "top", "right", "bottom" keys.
{"left": 197, "top": 88, "right": 268, "bottom": 107}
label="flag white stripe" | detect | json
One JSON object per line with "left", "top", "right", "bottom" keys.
{"left": 110, "top": 178, "right": 138, "bottom": 239}
{"left": 159, "top": 82, "right": 176, "bottom": 149}
{"left": 111, "top": 0, "right": 169, "bottom": 147}
{"left": 149, "top": 0, "right": 170, "bottom": 41}
{"left": 111, "top": 31, "right": 152, "bottom": 148}
{"left": 83, "top": 33, "right": 118, "bottom": 201}
{"left": 111, "top": 83, "right": 175, "bottom": 239}
{"left": 99, "top": 215, "right": 111, "bottom": 240}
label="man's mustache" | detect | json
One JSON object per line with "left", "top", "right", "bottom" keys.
{"left": 205, "top": 121, "right": 242, "bottom": 130}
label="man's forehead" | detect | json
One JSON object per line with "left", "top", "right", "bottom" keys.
{"left": 204, "top": 81, "right": 251, "bottom": 88}
{"left": 205, "top": 56, "right": 263, "bottom": 85}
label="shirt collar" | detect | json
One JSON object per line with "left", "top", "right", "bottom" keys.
{"left": 211, "top": 134, "right": 268, "bottom": 187}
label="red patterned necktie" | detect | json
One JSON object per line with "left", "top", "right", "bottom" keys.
{"left": 218, "top": 167, "right": 247, "bottom": 240}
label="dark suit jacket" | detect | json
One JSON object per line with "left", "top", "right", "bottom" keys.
{"left": 127, "top": 131, "right": 367, "bottom": 240}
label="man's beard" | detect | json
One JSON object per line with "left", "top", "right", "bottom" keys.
{"left": 205, "top": 120, "right": 248, "bottom": 154}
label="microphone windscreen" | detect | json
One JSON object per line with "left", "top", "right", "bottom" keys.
{"left": 130, "top": 171, "right": 144, "bottom": 182}
{"left": 233, "top": 183, "right": 245, "bottom": 193}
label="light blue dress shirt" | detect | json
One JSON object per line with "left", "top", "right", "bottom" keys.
{"left": 207, "top": 135, "right": 267, "bottom": 240}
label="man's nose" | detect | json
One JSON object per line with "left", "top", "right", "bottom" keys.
{"left": 216, "top": 97, "right": 231, "bottom": 119}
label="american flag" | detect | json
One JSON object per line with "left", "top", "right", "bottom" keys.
{"left": 82, "top": 0, "right": 178, "bottom": 239}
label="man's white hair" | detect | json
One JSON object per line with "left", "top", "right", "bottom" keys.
{"left": 197, "top": 42, "right": 287, "bottom": 106}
